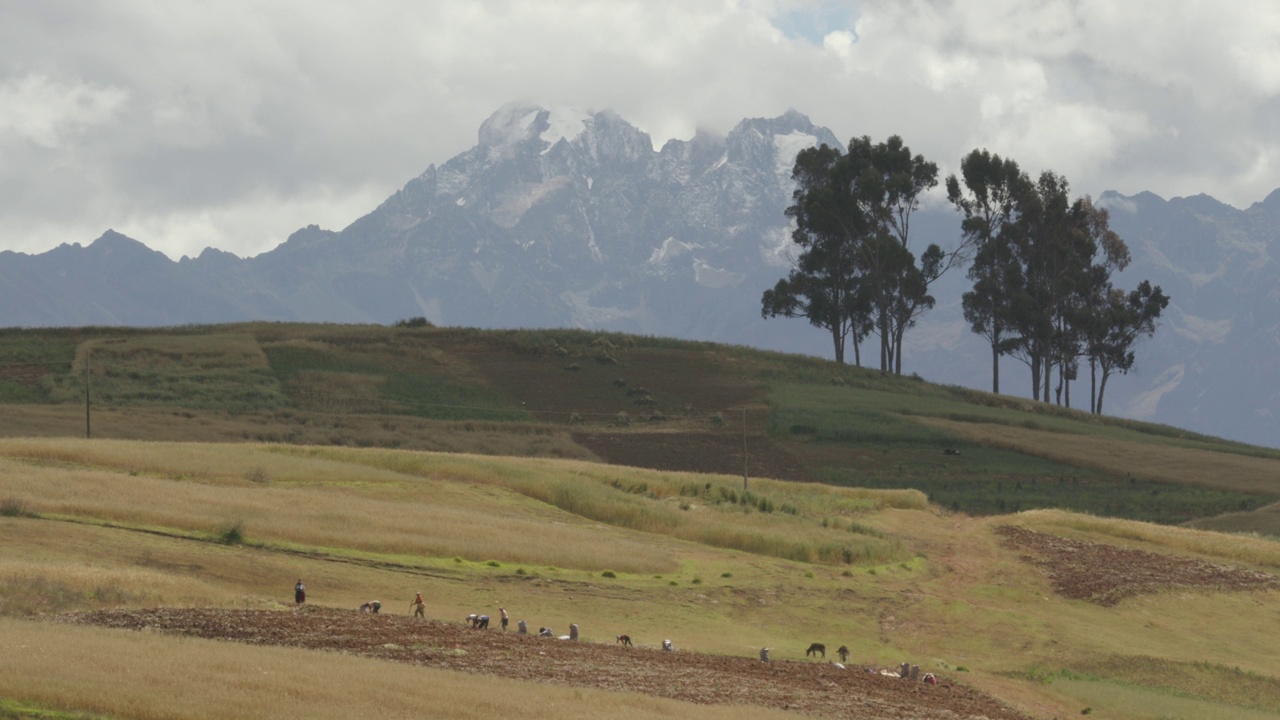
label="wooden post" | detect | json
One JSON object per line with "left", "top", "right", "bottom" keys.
{"left": 84, "top": 350, "right": 91, "bottom": 439}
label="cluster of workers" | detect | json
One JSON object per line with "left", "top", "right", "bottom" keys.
{"left": 291, "top": 578, "right": 935, "bottom": 681}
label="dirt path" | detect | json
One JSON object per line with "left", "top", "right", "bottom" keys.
{"left": 60, "top": 607, "right": 1029, "bottom": 720}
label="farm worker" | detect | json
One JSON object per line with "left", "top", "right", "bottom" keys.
{"left": 411, "top": 592, "right": 425, "bottom": 618}
{"left": 359, "top": 600, "right": 381, "bottom": 614}
{"left": 499, "top": 607, "right": 509, "bottom": 631}
{"left": 294, "top": 579, "right": 306, "bottom": 605}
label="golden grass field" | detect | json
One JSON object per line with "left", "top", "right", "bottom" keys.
{"left": 2, "top": 437, "right": 1279, "bottom": 719}
{"left": 1, "top": 324, "right": 1278, "bottom": 718}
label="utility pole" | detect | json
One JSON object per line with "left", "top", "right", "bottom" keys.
{"left": 742, "top": 408, "right": 748, "bottom": 491}
{"left": 84, "top": 350, "right": 91, "bottom": 439}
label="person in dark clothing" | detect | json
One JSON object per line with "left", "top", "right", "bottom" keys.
{"left": 294, "top": 579, "right": 306, "bottom": 605}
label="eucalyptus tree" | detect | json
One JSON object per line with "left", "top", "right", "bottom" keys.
{"left": 1086, "top": 280, "right": 1169, "bottom": 414}
{"left": 765, "top": 135, "right": 953, "bottom": 374}
{"left": 762, "top": 144, "right": 868, "bottom": 364}
{"left": 947, "top": 150, "right": 1032, "bottom": 393}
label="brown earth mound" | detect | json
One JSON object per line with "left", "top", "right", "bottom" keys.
{"left": 60, "top": 607, "right": 1028, "bottom": 720}
{"left": 996, "top": 525, "right": 1279, "bottom": 606}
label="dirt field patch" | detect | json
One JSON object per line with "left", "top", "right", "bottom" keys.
{"left": 60, "top": 607, "right": 1028, "bottom": 720}
{"left": 996, "top": 525, "right": 1279, "bottom": 606}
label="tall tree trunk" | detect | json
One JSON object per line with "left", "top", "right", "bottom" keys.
{"left": 831, "top": 325, "right": 845, "bottom": 365}
{"left": 1042, "top": 340, "right": 1053, "bottom": 405}
{"left": 990, "top": 326, "right": 1001, "bottom": 394}
{"left": 1097, "top": 369, "right": 1111, "bottom": 415}
{"left": 1090, "top": 357, "right": 1097, "bottom": 414}
{"left": 852, "top": 332, "right": 862, "bottom": 367}
{"left": 879, "top": 310, "right": 890, "bottom": 372}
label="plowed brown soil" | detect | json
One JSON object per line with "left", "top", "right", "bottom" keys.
{"left": 60, "top": 607, "right": 1028, "bottom": 720}
{"left": 996, "top": 525, "right": 1279, "bottom": 606}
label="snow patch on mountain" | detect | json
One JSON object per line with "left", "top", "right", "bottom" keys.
{"left": 1125, "top": 363, "right": 1184, "bottom": 420}
{"left": 561, "top": 288, "right": 644, "bottom": 327}
{"left": 760, "top": 225, "right": 798, "bottom": 268}
{"left": 773, "top": 131, "right": 815, "bottom": 183}
{"left": 540, "top": 106, "right": 592, "bottom": 153}
{"left": 693, "top": 259, "right": 745, "bottom": 288}
{"left": 1171, "top": 310, "right": 1231, "bottom": 344}
{"left": 478, "top": 102, "right": 541, "bottom": 147}
{"left": 649, "top": 237, "right": 694, "bottom": 265}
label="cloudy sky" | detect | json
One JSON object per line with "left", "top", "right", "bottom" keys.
{"left": 2, "top": 0, "right": 1277, "bottom": 260}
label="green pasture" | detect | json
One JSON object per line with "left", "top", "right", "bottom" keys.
{"left": 766, "top": 382, "right": 1278, "bottom": 525}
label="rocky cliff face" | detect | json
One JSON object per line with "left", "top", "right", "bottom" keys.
{"left": 2, "top": 105, "right": 1275, "bottom": 448}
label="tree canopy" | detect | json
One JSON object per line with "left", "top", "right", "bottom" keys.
{"left": 767, "top": 140, "right": 1171, "bottom": 416}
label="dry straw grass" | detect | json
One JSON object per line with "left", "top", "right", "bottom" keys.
{"left": 0, "top": 440, "right": 677, "bottom": 574}
{"left": 919, "top": 417, "right": 1280, "bottom": 496}
{"left": 0, "top": 557, "right": 215, "bottom": 616}
{"left": 281, "top": 445, "right": 922, "bottom": 565}
{"left": 1014, "top": 509, "right": 1280, "bottom": 569}
{"left": 0, "top": 619, "right": 798, "bottom": 720}
{"left": 0, "top": 438, "right": 920, "bottom": 570}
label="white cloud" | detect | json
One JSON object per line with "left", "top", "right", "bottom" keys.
{"left": 0, "top": 74, "right": 128, "bottom": 148}
{"left": 0, "top": 0, "right": 1276, "bottom": 259}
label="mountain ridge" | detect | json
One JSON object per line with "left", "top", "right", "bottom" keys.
{"left": 1, "top": 104, "right": 1276, "bottom": 448}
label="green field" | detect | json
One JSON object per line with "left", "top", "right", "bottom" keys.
{"left": 1, "top": 323, "right": 1276, "bottom": 534}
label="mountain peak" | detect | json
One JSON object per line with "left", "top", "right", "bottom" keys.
{"left": 477, "top": 102, "right": 595, "bottom": 151}
{"left": 88, "top": 229, "right": 163, "bottom": 257}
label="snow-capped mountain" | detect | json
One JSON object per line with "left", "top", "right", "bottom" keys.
{"left": 1, "top": 104, "right": 1276, "bottom": 448}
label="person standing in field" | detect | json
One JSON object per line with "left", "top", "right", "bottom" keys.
{"left": 499, "top": 607, "right": 509, "bottom": 631}
{"left": 411, "top": 592, "right": 425, "bottom": 619}
{"left": 294, "top": 579, "right": 306, "bottom": 606}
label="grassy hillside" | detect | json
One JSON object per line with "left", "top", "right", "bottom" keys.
{"left": 0, "top": 438, "right": 1277, "bottom": 719}
{"left": 0, "top": 323, "right": 1276, "bottom": 535}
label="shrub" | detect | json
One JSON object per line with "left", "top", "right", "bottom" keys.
{"left": 720, "top": 572, "right": 732, "bottom": 578}
{"left": 691, "top": 577, "right": 702, "bottom": 584}
{"left": 394, "top": 316, "right": 432, "bottom": 328}
{"left": 218, "top": 520, "right": 245, "bottom": 545}
{"left": 0, "top": 497, "right": 35, "bottom": 518}
{"left": 601, "top": 570, "right": 616, "bottom": 578}
{"left": 246, "top": 467, "right": 269, "bottom": 484}
{"left": 486, "top": 560, "right": 501, "bottom": 567}
{"left": 515, "top": 568, "right": 527, "bottom": 575}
